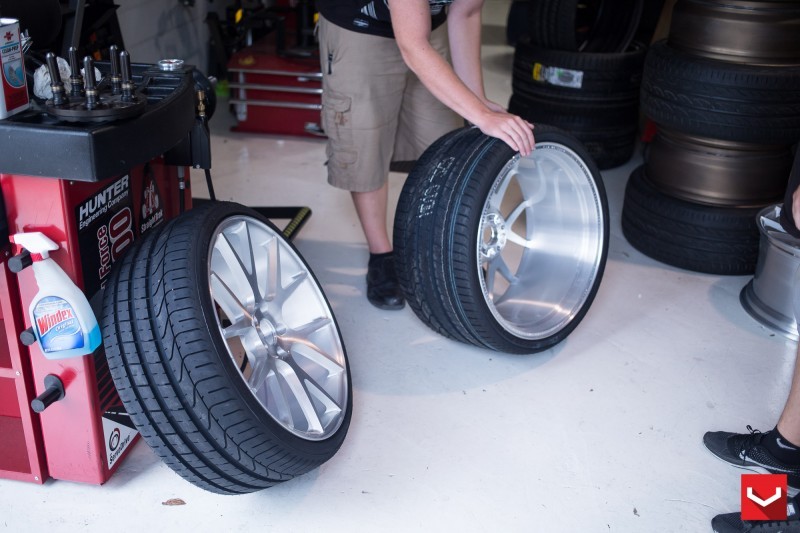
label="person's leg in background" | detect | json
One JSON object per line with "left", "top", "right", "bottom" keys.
{"left": 705, "top": 151, "right": 800, "bottom": 532}
{"left": 318, "top": 15, "right": 408, "bottom": 309}
{"left": 773, "top": 265, "right": 800, "bottom": 455}
{"left": 706, "top": 279, "right": 800, "bottom": 532}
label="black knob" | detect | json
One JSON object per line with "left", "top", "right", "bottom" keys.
{"left": 68, "top": 46, "right": 83, "bottom": 97}
{"left": 8, "top": 249, "right": 32, "bottom": 273}
{"left": 120, "top": 50, "right": 134, "bottom": 101}
{"left": 109, "top": 44, "right": 122, "bottom": 95}
{"left": 31, "top": 375, "right": 65, "bottom": 413}
{"left": 45, "top": 52, "right": 66, "bottom": 106}
{"left": 83, "top": 56, "right": 98, "bottom": 109}
{"left": 19, "top": 327, "right": 36, "bottom": 346}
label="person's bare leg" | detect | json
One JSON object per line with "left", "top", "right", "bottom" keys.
{"left": 777, "top": 343, "right": 800, "bottom": 445}
{"left": 352, "top": 184, "right": 392, "bottom": 253}
{"left": 352, "top": 184, "right": 404, "bottom": 309}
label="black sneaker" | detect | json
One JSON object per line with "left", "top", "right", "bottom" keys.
{"left": 703, "top": 426, "right": 800, "bottom": 489}
{"left": 711, "top": 493, "right": 800, "bottom": 532}
{"left": 366, "top": 254, "right": 405, "bottom": 310}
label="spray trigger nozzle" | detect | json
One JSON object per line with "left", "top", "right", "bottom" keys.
{"left": 10, "top": 232, "right": 59, "bottom": 260}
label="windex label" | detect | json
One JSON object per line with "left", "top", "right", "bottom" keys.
{"left": 33, "top": 296, "right": 84, "bottom": 353}
{"left": 0, "top": 18, "right": 30, "bottom": 119}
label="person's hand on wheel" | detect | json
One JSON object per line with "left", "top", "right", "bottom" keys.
{"left": 475, "top": 109, "right": 535, "bottom": 156}
{"left": 482, "top": 99, "right": 507, "bottom": 113}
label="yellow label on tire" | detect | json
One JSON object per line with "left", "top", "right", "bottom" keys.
{"left": 532, "top": 63, "right": 543, "bottom": 82}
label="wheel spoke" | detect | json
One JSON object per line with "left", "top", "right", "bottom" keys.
{"left": 486, "top": 255, "right": 518, "bottom": 296}
{"left": 285, "top": 349, "right": 343, "bottom": 409}
{"left": 290, "top": 342, "right": 345, "bottom": 378}
{"left": 289, "top": 316, "right": 331, "bottom": 339}
{"left": 276, "top": 271, "right": 308, "bottom": 306}
{"left": 222, "top": 315, "right": 252, "bottom": 339}
{"left": 506, "top": 229, "right": 535, "bottom": 249}
{"left": 505, "top": 198, "right": 532, "bottom": 228}
{"left": 487, "top": 167, "right": 517, "bottom": 212}
{"left": 210, "top": 272, "right": 253, "bottom": 324}
{"left": 211, "top": 232, "right": 260, "bottom": 310}
{"left": 275, "top": 359, "right": 324, "bottom": 434}
{"left": 265, "top": 235, "right": 280, "bottom": 302}
{"left": 246, "top": 347, "right": 272, "bottom": 393}
{"left": 219, "top": 229, "right": 261, "bottom": 302}
{"left": 265, "top": 370, "right": 292, "bottom": 425}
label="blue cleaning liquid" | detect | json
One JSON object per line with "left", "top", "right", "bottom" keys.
{"left": 13, "top": 231, "right": 102, "bottom": 360}
{"left": 32, "top": 295, "right": 101, "bottom": 358}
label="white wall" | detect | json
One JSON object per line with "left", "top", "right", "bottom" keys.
{"left": 115, "top": 0, "right": 229, "bottom": 74}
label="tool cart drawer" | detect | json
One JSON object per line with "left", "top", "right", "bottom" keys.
{"left": 228, "top": 47, "right": 325, "bottom": 138}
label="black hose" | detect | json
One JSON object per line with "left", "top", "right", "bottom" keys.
{"left": 204, "top": 168, "right": 216, "bottom": 202}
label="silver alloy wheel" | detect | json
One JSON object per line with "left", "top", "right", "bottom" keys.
{"left": 208, "top": 215, "right": 348, "bottom": 441}
{"left": 478, "top": 143, "right": 606, "bottom": 340}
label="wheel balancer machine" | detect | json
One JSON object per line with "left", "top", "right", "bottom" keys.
{"left": 0, "top": 43, "right": 313, "bottom": 486}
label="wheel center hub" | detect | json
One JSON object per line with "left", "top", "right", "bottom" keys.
{"left": 253, "top": 309, "right": 278, "bottom": 345}
{"left": 480, "top": 212, "right": 508, "bottom": 260}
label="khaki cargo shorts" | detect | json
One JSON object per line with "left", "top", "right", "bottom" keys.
{"left": 318, "top": 15, "right": 461, "bottom": 192}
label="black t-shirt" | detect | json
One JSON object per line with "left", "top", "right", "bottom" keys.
{"left": 318, "top": 0, "right": 453, "bottom": 38}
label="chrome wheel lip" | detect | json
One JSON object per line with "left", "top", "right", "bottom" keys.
{"left": 477, "top": 142, "right": 606, "bottom": 340}
{"left": 207, "top": 215, "right": 348, "bottom": 441}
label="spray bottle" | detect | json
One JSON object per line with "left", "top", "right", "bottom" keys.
{"left": 11, "top": 232, "right": 101, "bottom": 359}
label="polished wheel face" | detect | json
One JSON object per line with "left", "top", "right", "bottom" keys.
{"left": 478, "top": 143, "right": 605, "bottom": 340}
{"left": 208, "top": 216, "right": 348, "bottom": 441}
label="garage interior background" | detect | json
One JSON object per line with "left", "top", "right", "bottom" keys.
{"left": 2, "top": 0, "right": 799, "bottom": 531}
{"left": 116, "top": 0, "right": 220, "bottom": 73}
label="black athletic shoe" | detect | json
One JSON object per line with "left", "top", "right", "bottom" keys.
{"left": 711, "top": 493, "right": 800, "bottom": 532}
{"left": 366, "top": 254, "right": 405, "bottom": 310}
{"left": 704, "top": 426, "right": 800, "bottom": 489}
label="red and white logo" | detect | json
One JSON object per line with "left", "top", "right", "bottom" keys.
{"left": 741, "top": 474, "right": 788, "bottom": 521}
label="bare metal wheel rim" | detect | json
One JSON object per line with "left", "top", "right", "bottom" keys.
{"left": 478, "top": 142, "right": 605, "bottom": 340}
{"left": 207, "top": 215, "right": 348, "bottom": 441}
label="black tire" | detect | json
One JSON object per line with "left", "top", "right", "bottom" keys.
{"left": 622, "top": 165, "right": 762, "bottom": 275}
{"left": 102, "top": 201, "right": 352, "bottom": 494}
{"left": 528, "top": 0, "right": 644, "bottom": 53}
{"left": 506, "top": 0, "right": 530, "bottom": 46}
{"left": 513, "top": 40, "right": 646, "bottom": 97}
{"left": 510, "top": 41, "right": 645, "bottom": 169}
{"left": 509, "top": 92, "right": 639, "bottom": 170}
{"left": 394, "top": 125, "right": 609, "bottom": 354}
{"left": 394, "top": 127, "right": 478, "bottom": 345}
{"left": 641, "top": 41, "right": 800, "bottom": 145}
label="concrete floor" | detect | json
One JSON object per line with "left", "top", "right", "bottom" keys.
{"left": 1, "top": 2, "right": 795, "bottom": 531}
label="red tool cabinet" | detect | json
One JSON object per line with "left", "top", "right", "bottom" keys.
{"left": 228, "top": 40, "right": 325, "bottom": 138}
{"left": 0, "top": 164, "right": 189, "bottom": 484}
{"left": 0, "top": 59, "right": 198, "bottom": 486}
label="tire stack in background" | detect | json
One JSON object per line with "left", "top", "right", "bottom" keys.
{"left": 507, "top": 0, "right": 662, "bottom": 170}
{"left": 622, "top": 0, "right": 800, "bottom": 275}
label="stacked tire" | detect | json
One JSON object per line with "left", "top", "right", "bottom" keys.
{"left": 623, "top": 0, "right": 800, "bottom": 275}
{"left": 508, "top": 0, "right": 657, "bottom": 169}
